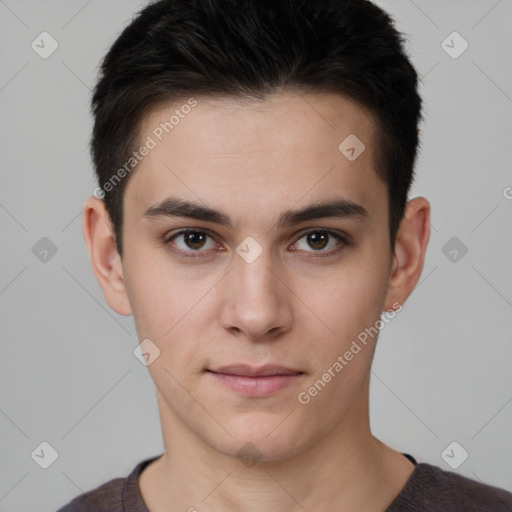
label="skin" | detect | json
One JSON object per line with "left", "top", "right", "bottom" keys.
{"left": 83, "top": 91, "right": 430, "bottom": 511}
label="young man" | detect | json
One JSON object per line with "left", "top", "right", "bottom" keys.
{"left": 58, "top": 0, "right": 512, "bottom": 510}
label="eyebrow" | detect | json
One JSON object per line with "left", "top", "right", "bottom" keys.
{"left": 143, "top": 195, "right": 368, "bottom": 229}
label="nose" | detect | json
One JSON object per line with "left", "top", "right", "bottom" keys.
{"left": 219, "top": 247, "right": 293, "bottom": 342}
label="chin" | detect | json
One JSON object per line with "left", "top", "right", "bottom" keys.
{"left": 211, "top": 416, "right": 312, "bottom": 464}
{"left": 221, "top": 439, "right": 299, "bottom": 465}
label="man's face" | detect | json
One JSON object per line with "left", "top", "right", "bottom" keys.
{"left": 120, "top": 92, "right": 394, "bottom": 461}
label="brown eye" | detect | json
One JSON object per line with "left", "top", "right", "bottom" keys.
{"left": 164, "top": 229, "right": 218, "bottom": 257}
{"left": 306, "top": 232, "right": 329, "bottom": 250}
{"left": 182, "top": 231, "right": 207, "bottom": 250}
{"left": 292, "top": 229, "right": 352, "bottom": 258}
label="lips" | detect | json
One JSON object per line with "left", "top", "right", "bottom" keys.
{"left": 209, "top": 364, "right": 303, "bottom": 377}
{"left": 206, "top": 364, "right": 305, "bottom": 397}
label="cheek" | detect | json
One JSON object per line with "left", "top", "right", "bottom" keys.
{"left": 123, "top": 243, "right": 205, "bottom": 335}
{"left": 302, "top": 267, "right": 387, "bottom": 344}
{"left": 123, "top": 250, "right": 218, "bottom": 379}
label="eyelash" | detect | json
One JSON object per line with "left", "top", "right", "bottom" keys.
{"left": 163, "top": 228, "right": 354, "bottom": 259}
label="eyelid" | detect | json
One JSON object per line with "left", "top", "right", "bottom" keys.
{"left": 163, "top": 228, "right": 221, "bottom": 258}
{"left": 163, "top": 227, "right": 353, "bottom": 258}
{"left": 293, "top": 226, "right": 354, "bottom": 246}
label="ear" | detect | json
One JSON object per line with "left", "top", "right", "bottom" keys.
{"left": 383, "top": 197, "right": 431, "bottom": 312}
{"left": 82, "top": 196, "right": 133, "bottom": 316}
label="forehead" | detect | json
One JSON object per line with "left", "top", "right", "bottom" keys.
{"left": 125, "top": 91, "right": 386, "bottom": 229}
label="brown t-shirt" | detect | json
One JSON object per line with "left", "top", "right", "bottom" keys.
{"left": 56, "top": 453, "right": 512, "bottom": 511}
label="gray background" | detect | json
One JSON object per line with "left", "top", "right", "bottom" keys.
{"left": 1, "top": 0, "right": 511, "bottom": 510}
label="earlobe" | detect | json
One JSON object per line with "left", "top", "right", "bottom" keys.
{"left": 82, "top": 196, "right": 133, "bottom": 316}
{"left": 383, "top": 197, "right": 431, "bottom": 312}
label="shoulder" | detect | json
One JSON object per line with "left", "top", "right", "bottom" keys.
{"left": 56, "top": 476, "right": 128, "bottom": 512}
{"left": 387, "top": 463, "right": 512, "bottom": 511}
{"left": 55, "top": 455, "right": 160, "bottom": 512}
{"left": 56, "top": 477, "right": 126, "bottom": 512}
